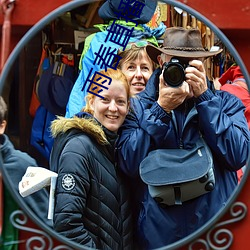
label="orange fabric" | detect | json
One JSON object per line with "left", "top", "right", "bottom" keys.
{"left": 29, "top": 80, "right": 41, "bottom": 117}
{"left": 29, "top": 47, "right": 50, "bottom": 117}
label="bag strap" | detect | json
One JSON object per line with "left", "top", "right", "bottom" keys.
{"left": 171, "top": 106, "right": 198, "bottom": 145}
{"left": 174, "top": 186, "right": 182, "bottom": 205}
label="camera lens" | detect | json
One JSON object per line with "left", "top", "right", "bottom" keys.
{"left": 162, "top": 58, "right": 187, "bottom": 87}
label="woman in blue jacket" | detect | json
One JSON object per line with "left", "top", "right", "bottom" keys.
{"left": 117, "top": 27, "right": 250, "bottom": 249}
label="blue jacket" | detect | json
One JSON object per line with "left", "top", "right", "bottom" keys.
{"left": 0, "top": 134, "right": 52, "bottom": 228}
{"left": 117, "top": 68, "right": 250, "bottom": 249}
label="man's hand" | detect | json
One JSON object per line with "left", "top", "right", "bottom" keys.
{"left": 157, "top": 72, "right": 190, "bottom": 113}
{"left": 185, "top": 60, "right": 208, "bottom": 98}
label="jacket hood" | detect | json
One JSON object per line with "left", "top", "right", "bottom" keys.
{"left": 50, "top": 113, "right": 108, "bottom": 145}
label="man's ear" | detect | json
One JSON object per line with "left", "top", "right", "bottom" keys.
{"left": 0, "top": 120, "right": 7, "bottom": 134}
{"left": 157, "top": 55, "right": 164, "bottom": 67}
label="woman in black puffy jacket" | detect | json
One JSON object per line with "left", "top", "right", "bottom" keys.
{"left": 50, "top": 68, "right": 133, "bottom": 250}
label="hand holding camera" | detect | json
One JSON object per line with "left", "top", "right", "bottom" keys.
{"left": 185, "top": 59, "right": 208, "bottom": 98}
{"left": 163, "top": 58, "right": 207, "bottom": 98}
{"left": 157, "top": 71, "right": 191, "bottom": 113}
{"left": 162, "top": 57, "right": 189, "bottom": 87}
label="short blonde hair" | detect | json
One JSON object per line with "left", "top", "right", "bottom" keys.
{"left": 83, "top": 68, "right": 130, "bottom": 114}
{"left": 118, "top": 45, "right": 158, "bottom": 71}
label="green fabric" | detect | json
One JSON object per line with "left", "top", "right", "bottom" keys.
{"left": 78, "top": 33, "right": 96, "bottom": 70}
{"left": 1, "top": 186, "right": 18, "bottom": 250}
{"left": 95, "top": 20, "right": 159, "bottom": 46}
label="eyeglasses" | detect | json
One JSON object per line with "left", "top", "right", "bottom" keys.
{"left": 118, "top": 40, "right": 148, "bottom": 53}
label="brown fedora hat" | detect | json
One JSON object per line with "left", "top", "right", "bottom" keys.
{"left": 146, "top": 27, "right": 223, "bottom": 63}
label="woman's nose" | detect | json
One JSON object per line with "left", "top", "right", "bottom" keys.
{"left": 109, "top": 100, "right": 118, "bottom": 111}
{"left": 135, "top": 67, "right": 143, "bottom": 78}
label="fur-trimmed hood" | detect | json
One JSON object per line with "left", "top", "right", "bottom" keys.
{"left": 50, "top": 113, "right": 108, "bottom": 145}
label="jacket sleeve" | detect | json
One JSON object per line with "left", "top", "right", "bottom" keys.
{"left": 4, "top": 147, "right": 53, "bottom": 228}
{"left": 118, "top": 99, "right": 176, "bottom": 178}
{"left": 53, "top": 137, "right": 97, "bottom": 248}
{"left": 196, "top": 89, "right": 250, "bottom": 170}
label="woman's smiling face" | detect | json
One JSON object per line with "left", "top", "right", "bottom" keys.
{"left": 90, "top": 79, "right": 129, "bottom": 133}
{"left": 120, "top": 50, "right": 154, "bottom": 95}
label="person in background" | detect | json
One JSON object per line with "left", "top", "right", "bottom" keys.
{"left": 214, "top": 65, "right": 250, "bottom": 181}
{"left": 214, "top": 65, "right": 250, "bottom": 128}
{"left": 50, "top": 68, "right": 133, "bottom": 249}
{"left": 117, "top": 27, "right": 250, "bottom": 249}
{"left": 65, "top": 0, "right": 164, "bottom": 118}
{"left": 0, "top": 96, "right": 52, "bottom": 246}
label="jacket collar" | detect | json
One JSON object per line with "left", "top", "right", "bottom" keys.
{"left": 51, "top": 112, "right": 118, "bottom": 147}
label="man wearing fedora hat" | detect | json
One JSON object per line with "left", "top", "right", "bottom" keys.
{"left": 117, "top": 27, "right": 250, "bottom": 249}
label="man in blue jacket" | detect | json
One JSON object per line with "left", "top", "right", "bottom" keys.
{"left": 0, "top": 96, "right": 52, "bottom": 247}
{"left": 117, "top": 27, "right": 250, "bottom": 249}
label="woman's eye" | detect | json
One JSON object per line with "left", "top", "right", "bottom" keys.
{"left": 102, "top": 97, "right": 109, "bottom": 102}
{"left": 142, "top": 66, "right": 150, "bottom": 71}
{"left": 117, "top": 99, "right": 126, "bottom": 105}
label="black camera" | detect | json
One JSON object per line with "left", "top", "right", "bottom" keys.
{"left": 162, "top": 57, "right": 189, "bottom": 87}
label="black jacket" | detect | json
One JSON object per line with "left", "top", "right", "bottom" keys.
{"left": 50, "top": 113, "right": 133, "bottom": 249}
